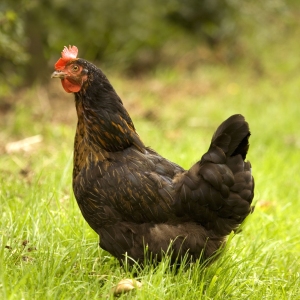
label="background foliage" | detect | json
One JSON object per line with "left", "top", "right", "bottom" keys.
{"left": 0, "top": 0, "right": 297, "bottom": 95}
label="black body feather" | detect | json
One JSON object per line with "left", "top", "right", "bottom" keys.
{"left": 70, "top": 58, "right": 254, "bottom": 265}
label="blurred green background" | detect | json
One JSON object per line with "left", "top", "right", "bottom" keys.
{"left": 1, "top": 0, "right": 298, "bottom": 96}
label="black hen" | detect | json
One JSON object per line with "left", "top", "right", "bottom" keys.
{"left": 52, "top": 46, "right": 254, "bottom": 265}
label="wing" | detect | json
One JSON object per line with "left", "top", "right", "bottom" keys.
{"left": 73, "top": 146, "right": 184, "bottom": 232}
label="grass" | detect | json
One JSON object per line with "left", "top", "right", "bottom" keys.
{"left": 2, "top": 21, "right": 300, "bottom": 299}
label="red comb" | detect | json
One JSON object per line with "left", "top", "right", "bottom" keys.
{"left": 55, "top": 45, "right": 78, "bottom": 70}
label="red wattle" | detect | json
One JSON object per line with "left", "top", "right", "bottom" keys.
{"left": 61, "top": 79, "right": 81, "bottom": 93}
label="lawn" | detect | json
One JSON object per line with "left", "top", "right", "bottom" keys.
{"left": 1, "top": 26, "right": 300, "bottom": 299}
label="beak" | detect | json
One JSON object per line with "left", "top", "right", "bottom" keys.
{"left": 51, "top": 70, "right": 66, "bottom": 79}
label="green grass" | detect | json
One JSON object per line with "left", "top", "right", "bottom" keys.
{"left": 2, "top": 27, "right": 300, "bottom": 299}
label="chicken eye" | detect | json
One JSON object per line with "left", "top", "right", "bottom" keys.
{"left": 72, "top": 65, "right": 79, "bottom": 72}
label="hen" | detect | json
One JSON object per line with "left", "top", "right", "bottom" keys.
{"left": 52, "top": 46, "right": 254, "bottom": 266}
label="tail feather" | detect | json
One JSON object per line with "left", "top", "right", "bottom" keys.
{"left": 177, "top": 114, "right": 254, "bottom": 237}
{"left": 168, "top": 114, "right": 254, "bottom": 261}
{"left": 211, "top": 114, "right": 250, "bottom": 160}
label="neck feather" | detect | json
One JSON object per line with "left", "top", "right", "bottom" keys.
{"left": 73, "top": 78, "right": 145, "bottom": 153}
